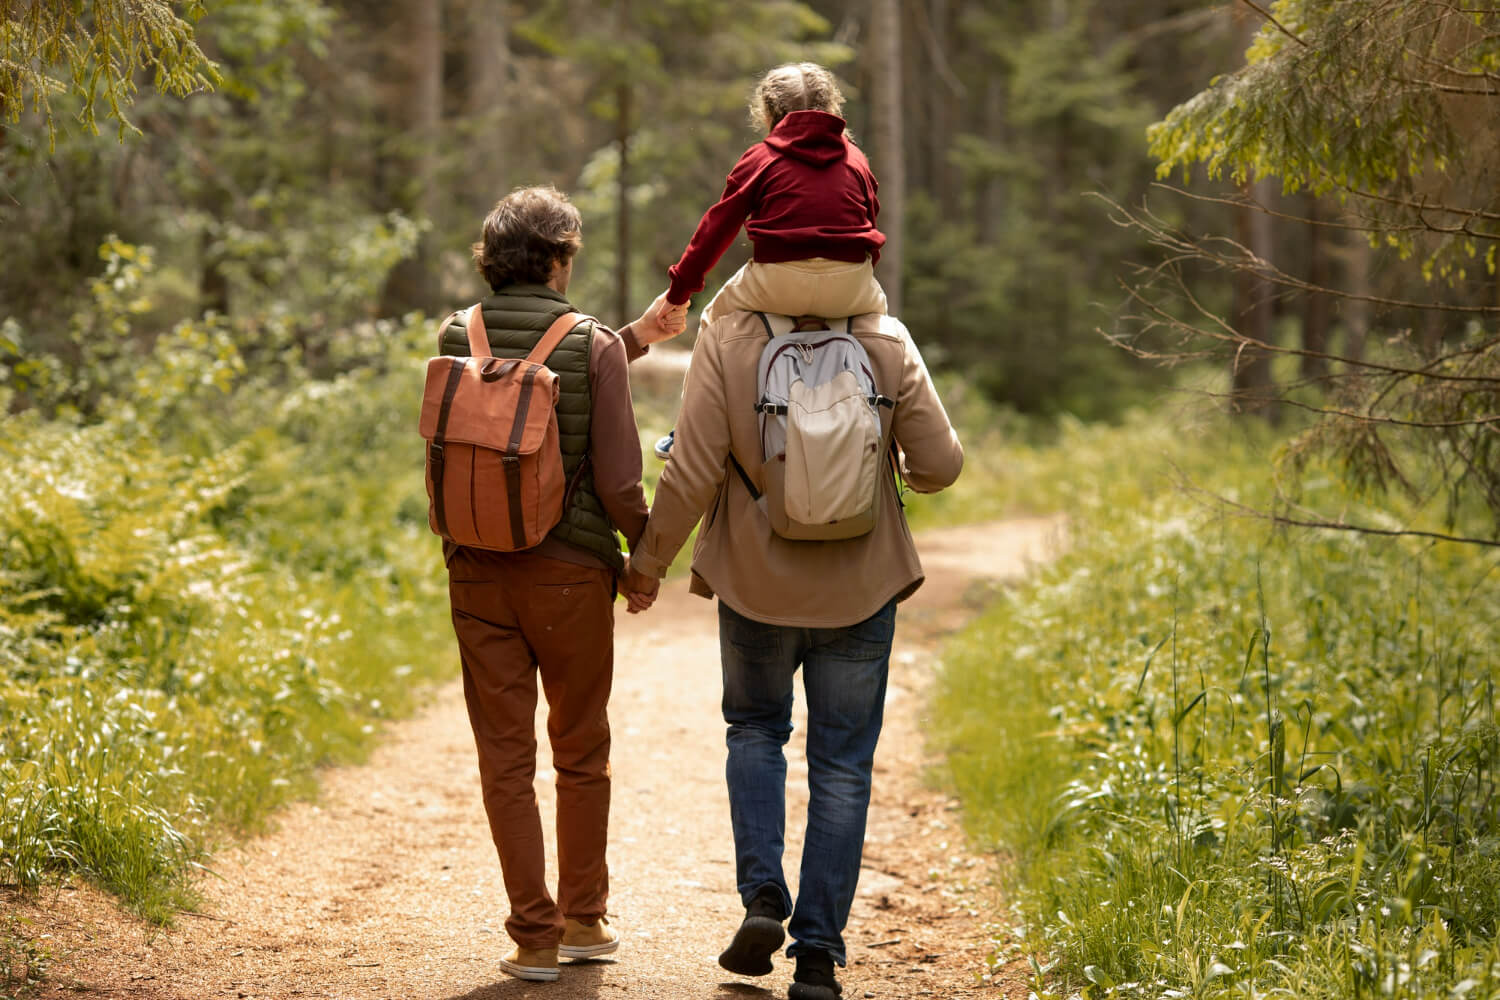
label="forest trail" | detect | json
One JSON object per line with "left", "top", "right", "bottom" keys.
{"left": 25, "top": 518, "right": 1060, "bottom": 1000}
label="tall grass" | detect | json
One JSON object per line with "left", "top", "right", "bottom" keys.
{"left": 935, "top": 415, "right": 1500, "bottom": 999}
{"left": 1, "top": 296, "right": 452, "bottom": 921}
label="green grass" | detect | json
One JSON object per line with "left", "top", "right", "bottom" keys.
{"left": 934, "top": 414, "right": 1500, "bottom": 999}
{"left": 0, "top": 317, "right": 453, "bottom": 923}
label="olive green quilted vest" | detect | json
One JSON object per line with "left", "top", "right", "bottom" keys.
{"left": 439, "top": 283, "right": 623, "bottom": 572}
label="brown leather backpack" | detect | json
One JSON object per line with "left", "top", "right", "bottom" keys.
{"left": 419, "top": 306, "right": 585, "bottom": 551}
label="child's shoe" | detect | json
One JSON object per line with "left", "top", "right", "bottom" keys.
{"left": 654, "top": 429, "right": 675, "bottom": 460}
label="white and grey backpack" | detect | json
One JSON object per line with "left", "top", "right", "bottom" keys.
{"left": 730, "top": 312, "right": 895, "bottom": 540}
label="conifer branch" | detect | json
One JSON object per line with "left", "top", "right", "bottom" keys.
{"left": 1236, "top": 0, "right": 1311, "bottom": 48}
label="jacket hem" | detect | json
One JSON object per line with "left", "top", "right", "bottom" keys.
{"left": 705, "top": 575, "right": 923, "bottom": 630}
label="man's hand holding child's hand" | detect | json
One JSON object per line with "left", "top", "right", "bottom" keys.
{"left": 635, "top": 291, "right": 691, "bottom": 345}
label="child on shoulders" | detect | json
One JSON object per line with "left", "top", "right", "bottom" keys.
{"left": 655, "top": 62, "right": 888, "bottom": 458}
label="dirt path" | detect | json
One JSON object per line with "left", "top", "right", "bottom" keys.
{"left": 23, "top": 518, "right": 1058, "bottom": 1000}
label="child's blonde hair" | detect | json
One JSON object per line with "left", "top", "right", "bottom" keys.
{"left": 749, "top": 62, "right": 845, "bottom": 134}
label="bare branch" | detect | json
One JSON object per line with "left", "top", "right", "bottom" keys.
{"left": 1140, "top": 184, "right": 1500, "bottom": 240}
{"left": 1236, "top": 0, "right": 1311, "bottom": 48}
{"left": 1342, "top": 185, "right": 1500, "bottom": 225}
{"left": 1184, "top": 480, "right": 1500, "bottom": 548}
{"left": 1106, "top": 264, "right": 1500, "bottom": 388}
{"left": 1101, "top": 196, "right": 1500, "bottom": 327}
{"left": 1211, "top": 390, "right": 1500, "bottom": 430}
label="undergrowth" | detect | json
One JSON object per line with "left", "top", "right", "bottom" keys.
{"left": 0, "top": 246, "right": 451, "bottom": 923}
{"left": 935, "top": 415, "right": 1500, "bottom": 999}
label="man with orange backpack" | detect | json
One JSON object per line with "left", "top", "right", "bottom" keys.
{"left": 428, "top": 184, "right": 682, "bottom": 983}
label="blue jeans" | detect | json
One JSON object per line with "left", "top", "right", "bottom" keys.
{"left": 718, "top": 598, "right": 896, "bottom": 967}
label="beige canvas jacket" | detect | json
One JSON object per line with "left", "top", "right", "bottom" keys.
{"left": 630, "top": 311, "right": 964, "bottom": 628}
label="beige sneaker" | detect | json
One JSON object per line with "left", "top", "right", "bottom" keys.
{"left": 500, "top": 945, "right": 560, "bottom": 982}
{"left": 559, "top": 915, "right": 620, "bottom": 960}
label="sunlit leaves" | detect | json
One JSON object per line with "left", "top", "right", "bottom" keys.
{"left": 1, "top": 0, "right": 219, "bottom": 145}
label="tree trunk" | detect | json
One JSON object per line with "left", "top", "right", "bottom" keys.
{"left": 1229, "top": 8, "right": 1277, "bottom": 421}
{"left": 1342, "top": 233, "right": 1371, "bottom": 365}
{"left": 974, "top": 71, "right": 1005, "bottom": 246}
{"left": 870, "top": 0, "right": 904, "bottom": 315}
{"left": 902, "top": 3, "right": 926, "bottom": 197}
{"left": 465, "top": 0, "right": 508, "bottom": 208}
{"left": 199, "top": 227, "right": 229, "bottom": 315}
{"left": 925, "top": 0, "right": 959, "bottom": 217}
{"left": 1300, "top": 194, "right": 1330, "bottom": 383}
{"left": 1233, "top": 177, "right": 1279, "bottom": 420}
{"left": 379, "top": 0, "right": 444, "bottom": 315}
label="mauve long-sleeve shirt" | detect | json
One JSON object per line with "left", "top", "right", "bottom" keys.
{"left": 528, "top": 319, "right": 650, "bottom": 571}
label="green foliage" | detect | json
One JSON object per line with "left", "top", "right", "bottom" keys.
{"left": 935, "top": 415, "right": 1500, "bottom": 999}
{"left": 0, "top": 0, "right": 218, "bottom": 143}
{"left": 1147, "top": 0, "right": 1500, "bottom": 279}
{"left": 1130, "top": 0, "right": 1500, "bottom": 541}
{"left": 0, "top": 0, "right": 418, "bottom": 353}
{"left": 902, "top": 1, "right": 1173, "bottom": 417}
{"left": 1275, "top": 325, "right": 1500, "bottom": 541}
{"left": 1151, "top": 2, "right": 1471, "bottom": 191}
{"left": 0, "top": 260, "right": 449, "bottom": 921}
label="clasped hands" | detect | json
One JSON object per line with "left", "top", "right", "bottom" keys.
{"left": 634, "top": 289, "right": 691, "bottom": 345}
{"left": 620, "top": 558, "right": 659, "bottom": 615}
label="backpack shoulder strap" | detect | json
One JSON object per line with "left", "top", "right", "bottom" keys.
{"left": 463, "top": 304, "right": 491, "bottom": 357}
{"left": 728, "top": 452, "right": 762, "bottom": 500}
{"left": 524, "top": 311, "right": 589, "bottom": 365}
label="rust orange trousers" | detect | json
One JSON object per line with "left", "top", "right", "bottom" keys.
{"left": 445, "top": 545, "right": 614, "bottom": 949}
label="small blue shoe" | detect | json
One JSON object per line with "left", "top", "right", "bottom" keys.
{"left": 654, "top": 430, "right": 675, "bottom": 461}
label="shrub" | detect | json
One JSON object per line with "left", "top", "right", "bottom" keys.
{"left": 936, "top": 417, "right": 1500, "bottom": 999}
{"left": 0, "top": 296, "right": 450, "bottom": 921}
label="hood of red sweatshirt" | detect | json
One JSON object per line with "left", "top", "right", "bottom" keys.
{"left": 763, "top": 110, "right": 848, "bottom": 168}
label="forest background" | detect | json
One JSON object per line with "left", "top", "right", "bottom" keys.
{"left": 3, "top": 2, "right": 1499, "bottom": 999}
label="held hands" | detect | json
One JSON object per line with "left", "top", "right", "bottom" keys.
{"left": 635, "top": 290, "right": 691, "bottom": 345}
{"left": 620, "top": 557, "right": 660, "bottom": 614}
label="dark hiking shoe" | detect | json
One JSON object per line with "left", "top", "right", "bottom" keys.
{"left": 788, "top": 950, "right": 842, "bottom": 1000}
{"left": 718, "top": 886, "right": 785, "bottom": 976}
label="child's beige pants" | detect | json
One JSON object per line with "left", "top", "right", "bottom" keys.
{"left": 699, "top": 257, "right": 887, "bottom": 328}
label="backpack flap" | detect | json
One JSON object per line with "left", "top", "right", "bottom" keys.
{"left": 420, "top": 309, "right": 581, "bottom": 552}
{"left": 420, "top": 309, "right": 583, "bottom": 455}
{"left": 419, "top": 357, "right": 560, "bottom": 455}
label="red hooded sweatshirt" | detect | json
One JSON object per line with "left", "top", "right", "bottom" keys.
{"left": 666, "top": 110, "right": 885, "bottom": 305}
